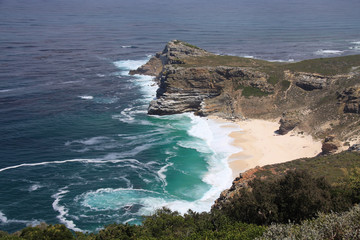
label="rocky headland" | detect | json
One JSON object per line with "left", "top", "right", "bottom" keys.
{"left": 132, "top": 40, "right": 360, "bottom": 209}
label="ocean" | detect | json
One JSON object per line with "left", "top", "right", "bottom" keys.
{"left": 1, "top": 0, "right": 360, "bottom": 233}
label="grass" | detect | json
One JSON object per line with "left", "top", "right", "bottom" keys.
{"left": 254, "top": 151, "right": 360, "bottom": 185}
{"left": 173, "top": 40, "right": 201, "bottom": 49}
{"left": 180, "top": 54, "right": 360, "bottom": 85}
{"left": 238, "top": 86, "right": 271, "bottom": 98}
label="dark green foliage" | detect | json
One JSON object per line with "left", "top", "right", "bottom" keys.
{"left": 223, "top": 170, "right": 336, "bottom": 225}
{"left": 96, "top": 223, "right": 142, "bottom": 240}
{"left": 92, "top": 208, "right": 265, "bottom": 240}
{"left": 19, "top": 224, "right": 74, "bottom": 240}
{"left": 238, "top": 86, "right": 271, "bottom": 98}
{"left": 280, "top": 80, "right": 290, "bottom": 90}
{"left": 274, "top": 170, "right": 333, "bottom": 223}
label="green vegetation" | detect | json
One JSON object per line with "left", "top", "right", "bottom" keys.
{"left": 280, "top": 80, "right": 290, "bottom": 91}
{"left": 259, "top": 204, "right": 360, "bottom": 240}
{"left": 222, "top": 170, "right": 347, "bottom": 225}
{"left": 182, "top": 54, "right": 360, "bottom": 85}
{"left": 237, "top": 85, "right": 270, "bottom": 98}
{"left": 256, "top": 151, "right": 360, "bottom": 184}
{"left": 173, "top": 40, "right": 201, "bottom": 50}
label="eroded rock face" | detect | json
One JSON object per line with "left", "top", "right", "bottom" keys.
{"left": 148, "top": 65, "right": 274, "bottom": 116}
{"left": 285, "top": 71, "right": 328, "bottom": 91}
{"left": 277, "top": 111, "right": 301, "bottom": 135}
{"left": 337, "top": 87, "right": 360, "bottom": 114}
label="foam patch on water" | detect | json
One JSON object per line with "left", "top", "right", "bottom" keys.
{"left": 0, "top": 210, "right": 41, "bottom": 226}
{"left": 79, "top": 95, "right": 93, "bottom": 100}
{"left": 113, "top": 59, "right": 148, "bottom": 76}
{"left": 52, "top": 188, "right": 83, "bottom": 232}
{"left": 29, "top": 184, "right": 43, "bottom": 192}
{"left": 315, "top": 49, "right": 344, "bottom": 55}
{"left": 0, "top": 211, "right": 8, "bottom": 223}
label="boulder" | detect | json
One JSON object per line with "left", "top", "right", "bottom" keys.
{"left": 321, "top": 135, "right": 341, "bottom": 155}
{"left": 277, "top": 111, "right": 301, "bottom": 135}
{"left": 337, "top": 87, "right": 360, "bottom": 114}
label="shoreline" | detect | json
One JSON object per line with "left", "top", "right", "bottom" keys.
{"left": 211, "top": 117, "right": 322, "bottom": 179}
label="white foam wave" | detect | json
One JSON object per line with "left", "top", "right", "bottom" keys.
{"left": 52, "top": 188, "right": 83, "bottom": 232}
{"left": 157, "top": 163, "right": 173, "bottom": 188}
{"left": 0, "top": 211, "right": 8, "bottom": 223}
{"left": 113, "top": 57, "right": 157, "bottom": 102}
{"left": 0, "top": 89, "right": 14, "bottom": 93}
{"left": 351, "top": 41, "right": 360, "bottom": 45}
{"left": 186, "top": 114, "right": 242, "bottom": 209}
{"left": 121, "top": 45, "right": 137, "bottom": 49}
{"left": 0, "top": 158, "right": 147, "bottom": 173}
{"left": 0, "top": 210, "right": 41, "bottom": 226}
{"left": 66, "top": 136, "right": 112, "bottom": 146}
{"left": 79, "top": 95, "right": 93, "bottom": 100}
{"left": 29, "top": 184, "right": 43, "bottom": 192}
{"left": 315, "top": 49, "right": 344, "bottom": 55}
{"left": 113, "top": 59, "right": 148, "bottom": 74}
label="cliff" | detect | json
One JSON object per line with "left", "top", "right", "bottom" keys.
{"left": 132, "top": 40, "right": 360, "bottom": 144}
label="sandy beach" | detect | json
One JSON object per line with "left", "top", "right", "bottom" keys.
{"left": 220, "top": 118, "right": 322, "bottom": 179}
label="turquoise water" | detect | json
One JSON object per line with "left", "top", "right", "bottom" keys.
{"left": 1, "top": 0, "right": 360, "bottom": 233}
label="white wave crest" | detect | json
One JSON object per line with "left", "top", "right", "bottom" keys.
{"left": 0, "top": 158, "right": 147, "bottom": 173}
{"left": 315, "top": 49, "right": 344, "bottom": 55}
{"left": 78, "top": 95, "right": 93, "bottom": 100}
{"left": 29, "top": 184, "right": 43, "bottom": 192}
{"left": 0, "top": 211, "right": 8, "bottom": 223}
{"left": 52, "top": 188, "right": 83, "bottom": 232}
{"left": 0, "top": 210, "right": 41, "bottom": 226}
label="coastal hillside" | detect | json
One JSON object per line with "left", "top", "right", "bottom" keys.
{"left": 131, "top": 40, "right": 360, "bottom": 146}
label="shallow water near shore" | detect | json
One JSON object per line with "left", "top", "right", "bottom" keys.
{"left": 1, "top": 0, "right": 360, "bottom": 233}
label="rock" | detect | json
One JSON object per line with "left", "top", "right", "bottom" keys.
{"left": 277, "top": 111, "right": 301, "bottom": 135}
{"left": 129, "top": 53, "right": 163, "bottom": 76}
{"left": 285, "top": 71, "right": 328, "bottom": 91}
{"left": 147, "top": 64, "right": 274, "bottom": 116}
{"left": 129, "top": 40, "right": 213, "bottom": 76}
{"left": 337, "top": 87, "right": 360, "bottom": 114}
{"left": 321, "top": 135, "right": 341, "bottom": 155}
{"left": 348, "top": 144, "right": 360, "bottom": 152}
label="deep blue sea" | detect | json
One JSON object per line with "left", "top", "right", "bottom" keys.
{"left": 1, "top": 0, "right": 360, "bottom": 233}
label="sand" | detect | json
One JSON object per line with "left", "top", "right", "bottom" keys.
{"left": 215, "top": 118, "right": 322, "bottom": 179}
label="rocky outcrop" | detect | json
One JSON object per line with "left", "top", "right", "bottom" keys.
{"left": 129, "top": 40, "right": 213, "bottom": 76}
{"left": 277, "top": 111, "right": 301, "bottom": 135}
{"left": 134, "top": 40, "right": 360, "bottom": 141}
{"left": 285, "top": 71, "right": 329, "bottom": 91}
{"left": 129, "top": 53, "right": 163, "bottom": 76}
{"left": 213, "top": 167, "right": 266, "bottom": 209}
{"left": 348, "top": 144, "right": 360, "bottom": 152}
{"left": 148, "top": 65, "right": 274, "bottom": 116}
{"left": 337, "top": 86, "right": 360, "bottom": 114}
{"left": 321, "top": 135, "right": 341, "bottom": 155}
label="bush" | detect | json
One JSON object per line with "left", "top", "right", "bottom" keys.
{"left": 258, "top": 204, "right": 360, "bottom": 240}
{"left": 222, "top": 170, "right": 335, "bottom": 225}
{"left": 19, "top": 224, "right": 74, "bottom": 240}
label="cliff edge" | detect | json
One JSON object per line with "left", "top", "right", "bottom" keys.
{"left": 133, "top": 40, "right": 360, "bottom": 145}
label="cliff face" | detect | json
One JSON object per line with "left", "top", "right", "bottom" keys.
{"left": 133, "top": 40, "right": 360, "bottom": 143}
